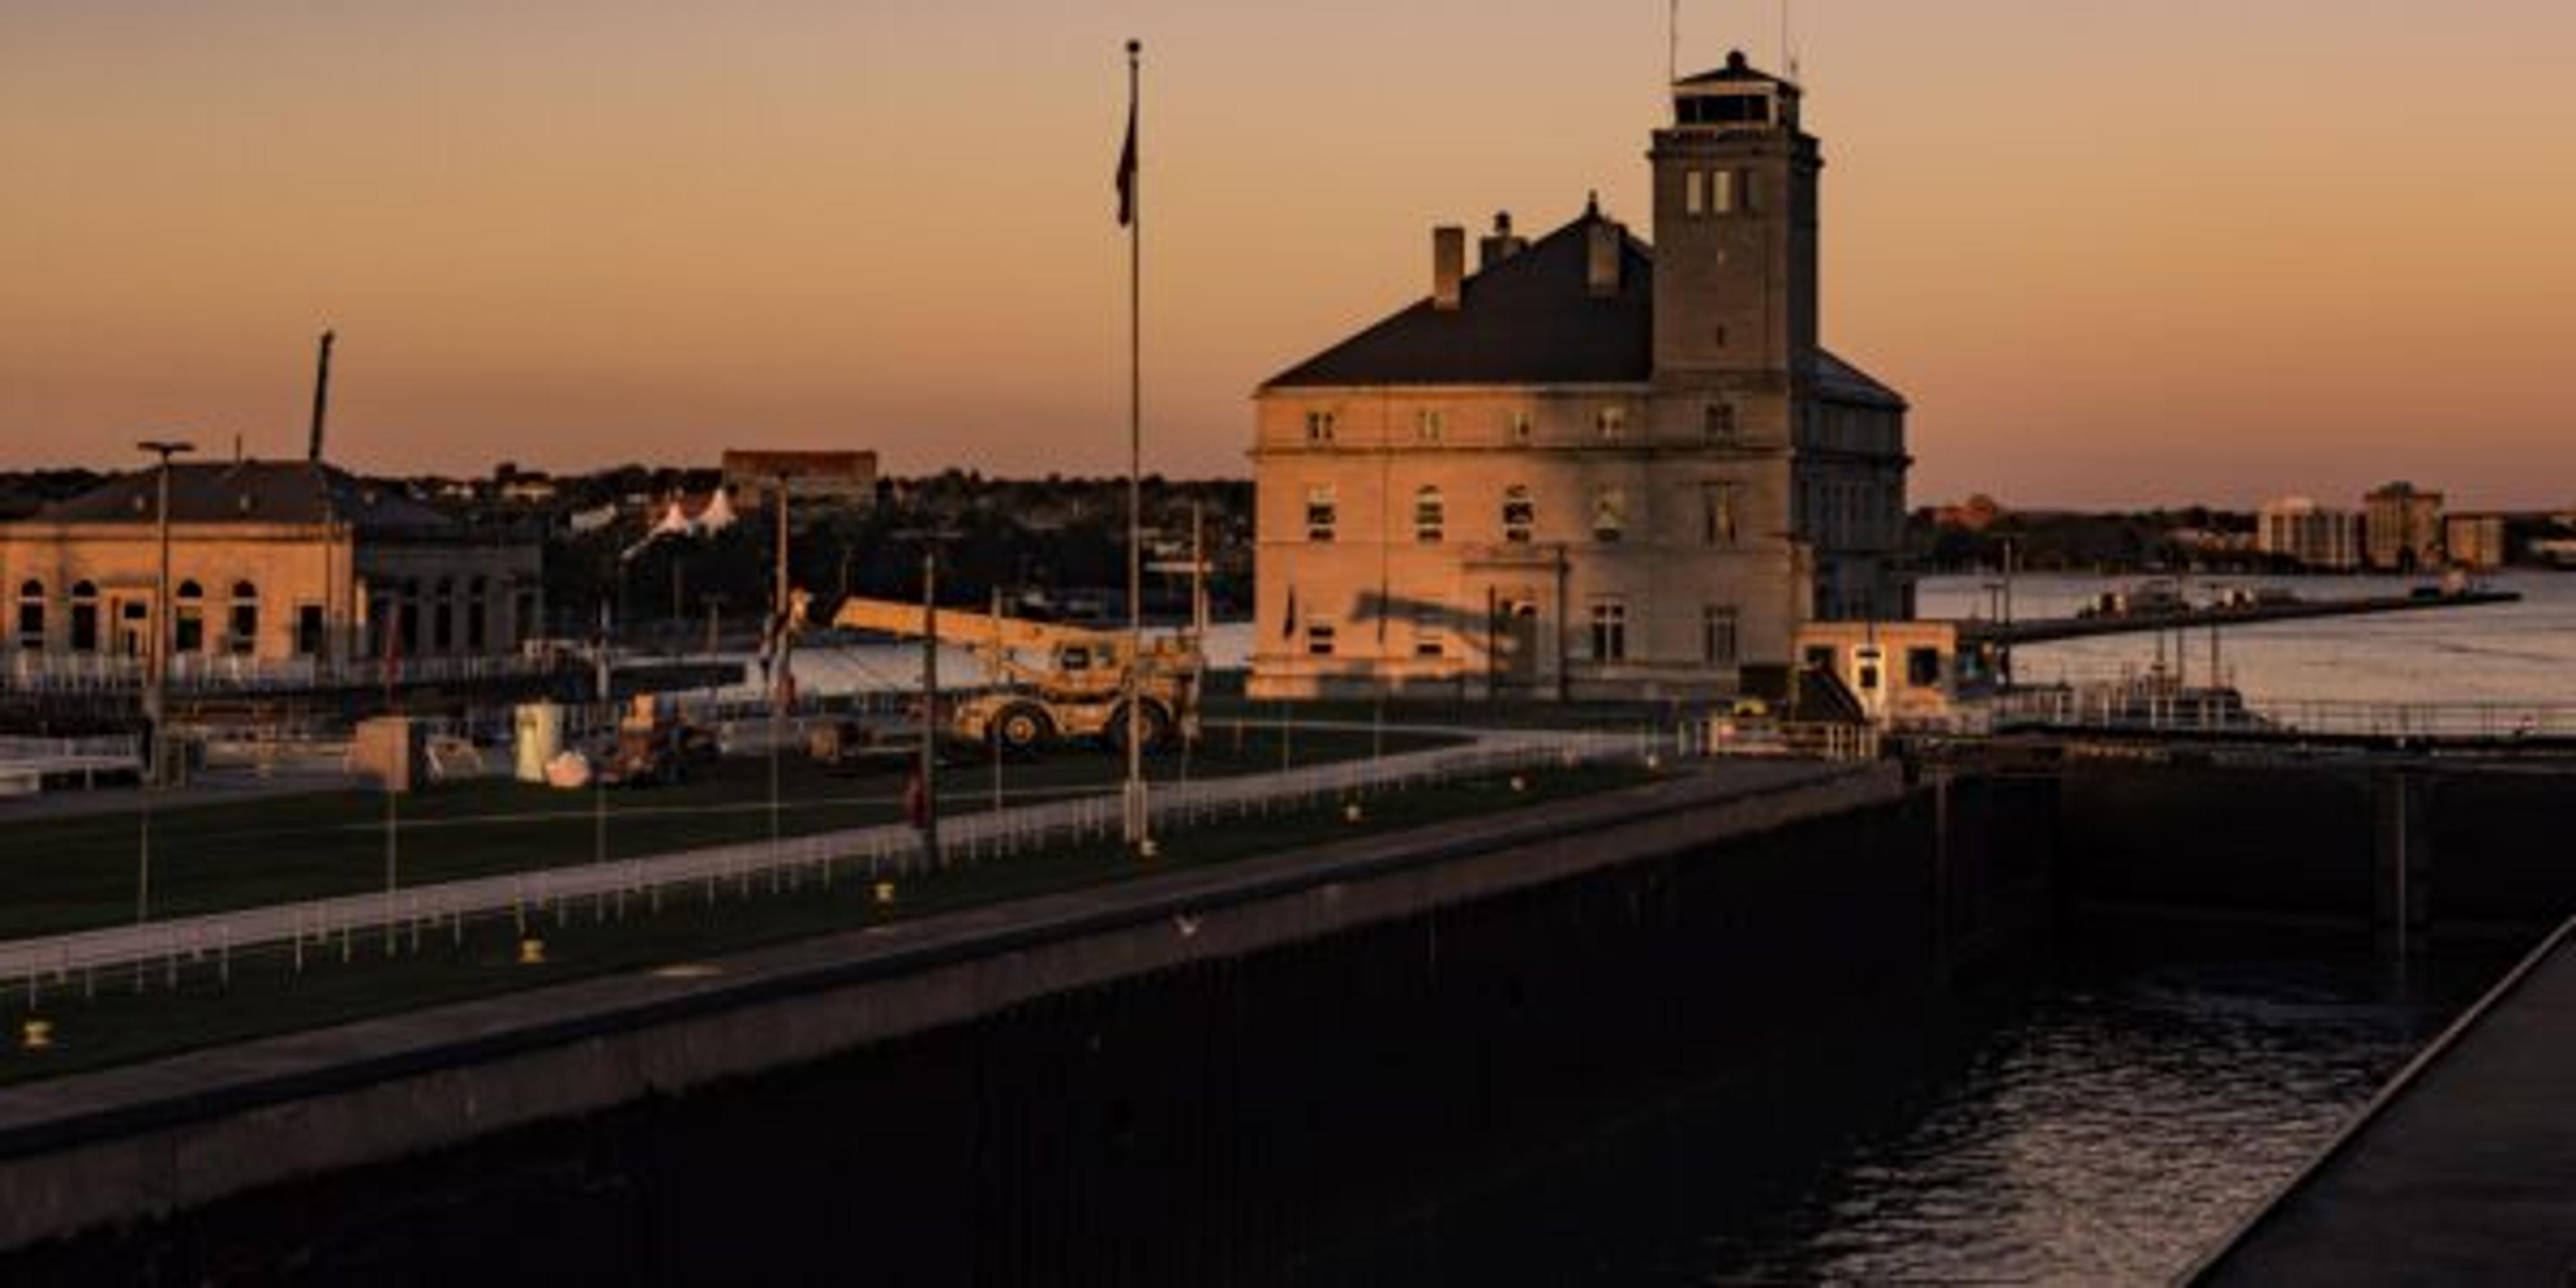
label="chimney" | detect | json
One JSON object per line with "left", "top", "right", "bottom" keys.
{"left": 1432, "top": 225, "right": 1466, "bottom": 311}
{"left": 1478, "top": 211, "right": 1527, "bottom": 271}
{"left": 1586, "top": 212, "right": 1623, "bottom": 298}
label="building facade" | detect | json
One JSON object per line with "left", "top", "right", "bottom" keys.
{"left": 2, "top": 461, "right": 540, "bottom": 683}
{"left": 2256, "top": 496, "right": 2362, "bottom": 570}
{"left": 1249, "top": 54, "right": 1909, "bottom": 700}
{"left": 2362, "top": 482, "right": 2445, "bottom": 572}
{"left": 2443, "top": 513, "right": 2508, "bottom": 572}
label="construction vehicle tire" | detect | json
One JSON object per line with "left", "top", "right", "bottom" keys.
{"left": 992, "top": 704, "right": 1053, "bottom": 755}
{"left": 1106, "top": 700, "right": 1172, "bottom": 754}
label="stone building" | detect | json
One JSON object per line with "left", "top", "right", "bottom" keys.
{"left": 2, "top": 460, "right": 541, "bottom": 680}
{"left": 1249, "top": 53, "right": 1909, "bottom": 700}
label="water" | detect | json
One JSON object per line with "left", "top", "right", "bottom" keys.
{"left": 1921, "top": 570, "right": 2576, "bottom": 706}
{"left": 1307, "top": 945, "right": 2500, "bottom": 1286}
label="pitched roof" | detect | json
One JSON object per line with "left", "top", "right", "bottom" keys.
{"left": 1260, "top": 207, "right": 1904, "bottom": 409}
{"left": 1675, "top": 50, "right": 1795, "bottom": 89}
{"left": 32, "top": 460, "right": 457, "bottom": 534}
{"left": 1263, "top": 211, "right": 1656, "bottom": 389}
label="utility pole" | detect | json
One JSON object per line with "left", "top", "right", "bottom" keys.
{"left": 133, "top": 438, "right": 193, "bottom": 923}
{"left": 1120, "top": 38, "right": 1150, "bottom": 853}
{"left": 768, "top": 474, "right": 792, "bottom": 861}
{"left": 920, "top": 550, "right": 941, "bottom": 866}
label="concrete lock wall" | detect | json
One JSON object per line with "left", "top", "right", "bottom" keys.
{"left": 0, "top": 765, "right": 2052, "bottom": 1279}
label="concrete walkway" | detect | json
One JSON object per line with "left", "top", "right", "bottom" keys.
{"left": 2192, "top": 914, "right": 2576, "bottom": 1282}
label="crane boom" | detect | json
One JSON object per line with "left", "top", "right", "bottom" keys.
{"left": 828, "top": 596, "right": 1128, "bottom": 655}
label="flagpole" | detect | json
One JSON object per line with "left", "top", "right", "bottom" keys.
{"left": 1122, "top": 38, "right": 1149, "bottom": 851}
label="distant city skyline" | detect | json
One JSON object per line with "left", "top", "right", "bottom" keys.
{"left": 5, "top": 1, "right": 2573, "bottom": 507}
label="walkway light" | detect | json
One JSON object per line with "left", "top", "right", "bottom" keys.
{"left": 20, "top": 1018, "right": 54, "bottom": 1051}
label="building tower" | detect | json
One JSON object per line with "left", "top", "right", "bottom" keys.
{"left": 1649, "top": 50, "right": 1819, "bottom": 384}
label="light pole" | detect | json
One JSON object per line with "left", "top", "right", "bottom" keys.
{"left": 133, "top": 438, "right": 193, "bottom": 926}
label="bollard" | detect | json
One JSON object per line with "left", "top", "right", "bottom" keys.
{"left": 1510, "top": 774, "right": 1528, "bottom": 794}
{"left": 21, "top": 1018, "right": 53, "bottom": 1051}
{"left": 1343, "top": 801, "right": 1364, "bottom": 824}
{"left": 517, "top": 936, "right": 547, "bottom": 965}
{"left": 873, "top": 880, "right": 897, "bottom": 908}
{"left": 1140, "top": 837, "right": 1161, "bottom": 860}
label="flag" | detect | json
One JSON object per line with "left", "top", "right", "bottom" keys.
{"left": 1115, "top": 95, "right": 1137, "bottom": 226}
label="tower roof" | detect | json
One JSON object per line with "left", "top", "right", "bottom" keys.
{"left": 1674, "top": 50, "right": 1796, "bottom": 89}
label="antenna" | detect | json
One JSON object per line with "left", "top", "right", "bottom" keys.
{"left": 1782, "top": 0, "right": 1803, "bottom": 83}
{"left": 1668, "top": 0, "right": 1679, "bottom": 86}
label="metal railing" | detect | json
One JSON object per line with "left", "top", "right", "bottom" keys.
{"left": 1988, "top": 687, "right": 2576, "bottom": 741}
{"left": 0, "top": 728, "right": 1664, "bottom": 989}
{"left": 3, "top": 652, "right": 576, "bottom": 695}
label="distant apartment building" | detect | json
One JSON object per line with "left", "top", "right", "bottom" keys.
{"left": 2256, "top": 497, "right": 2361, "bottom": 570}
{"left": 2362, "top": 482, "right": 2445, "bottom": 572}
{"left": 2443, "top": 513, "right": 2509, "bottom": 572}
{"left": 1250, "top": 54, "right": 1909, "bottom": 700}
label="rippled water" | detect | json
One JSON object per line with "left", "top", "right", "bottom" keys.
{"left": 1697, "top": 951, "right": 2485, "bottom": 1285}
{"left": 1301, "top": 945, "right": 2502, "bottom": 1287}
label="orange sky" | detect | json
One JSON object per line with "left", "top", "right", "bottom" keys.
{"left": 5, "top": 1, "right": 2572, "bottom": 508}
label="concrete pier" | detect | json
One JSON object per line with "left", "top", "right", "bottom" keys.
{"left": 2192, "top": 912, "right": 2576, "bottom": 1282}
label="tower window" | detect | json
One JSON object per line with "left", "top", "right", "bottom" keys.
{"left": 1685, "top": 170, "right": 1705, "bottom": 216}
{"left": 1414, "top": 409, "right": 1444, "bottom": 443}
{"left": 1304, "top": 485, "right": 1338, "bottom": 543}
{"left": 1304, "top": 410, "right": 1337, "bottom": 444}
{"left": 1509, "top": 410, "right": 1534, "bottom": 443}
{"left": 1595, "top": 405, "right": 1627, "bottom": 441}
{"left": 1305, "top": 622, "right": 1337, "bottom": 657}
{"left": 1502, "top": 486, "right": 1536, "bottom": 544}
{"left": 1413, "top": 486, "right": 1446, "bottom": 544}
{"left": 1705, "top": 402, "right": 1735, "bottom": 441}
{"left": 1712, "top": 169, "right": 1736, "bottom": 215}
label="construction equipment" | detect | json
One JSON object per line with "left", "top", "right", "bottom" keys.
{"left": 822, "top": 594, "right": 1201, "bottom": 755}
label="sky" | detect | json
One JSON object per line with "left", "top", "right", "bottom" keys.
{"left": 4, "top": 1, "right": 2573, "bottom": 508}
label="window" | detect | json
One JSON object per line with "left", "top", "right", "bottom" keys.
{"left": 1509, "top": 410, "right": 1533, "bottom": 443}
{"left": 432, "top": 578, "right": 455, "bottom": 652}
{"left": 1414, "top": 409, "right": 1444, "bottom": 443}
{"left": 227, "top": 580, "right": 258, "bottom": 656}
{"left": 1592, "top": 486, "right": 1627, "bottom": 544}
{"left": 1589, "top": 600, "right": 1628, "bottom": 663}
{"left": 15, "top": 580, "right": 42, "bottom": 651}
{"left": 1413, "top": 605, "right": 1446, "bottom": 658}
{"left": 1701, "top": 482, "right": 1740, "bottom": 546}
{"left": 467, "top": 577, "right": 489, "bottom": 651}
{"left": 294, "top": 604, "right": 326, "bottom": 658}
{"left": 174, "top": 580, "right": 205, "bottom": 654}
{"left": 1305, "top": 622, "right": 1337, "bottom": 657}
{"left": 1413, "top": 486, "right": 1445, "bottom": 544}
{"left": 1703, "top": 606, "right": 1739, "bottom": 667}
{"left": 120, "top": 600, "right": 148, "bottom": 657}
{"left": 1712, "top": 168, "right": 1737, "bottom": 215}
{"left": 1304, "top": 485, "right": 1338, "bottom": 543}
{"left": 1738, "top": 169, "right": 1758, "bottom": 213}
{"left": 1595, "top": 405, "right": 1627, "bottom": 441}
{"left": 1304, "top": 410, "right": 1337, "bottom": 445}
{"left": 1704, "top": 402, "right": 1735, "bottom": 442}
{"left": 1685, "top": 170, "right": 1705, "bottom": 215}
{"left": 70, "top": 582, "right": 99, "bottom": 653}
{"left": 396, "top": 582, "right": 421, "bottom": 658}
{"left": 515, "top": 590, "right": 538, "bottom": 644}
{"left": 1502, "top": 486, "right": 1536, "bottom": 544}
{"left": 1907, "top": 647, "right": 1945, "bottom": 689}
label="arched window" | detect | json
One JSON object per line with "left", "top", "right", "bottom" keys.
{"left": 1501, "top": 486, "right": 1536, "bottom": 545}
{"left": 466, "top": 576, "right": 490, "bottom": 652}
{"left": 15, "top": 580, "right": 43, "bottom": 652}
{"left": 1413, "top": 486, "right": 1445, "bottom": 545}
{"left": 432, "top": 578, "right": 455, "bottom": 651}
{"left": 69, "top": 581, "right": 99, "bottom": 653}
{"left": 228, "top": 580, "right": 259, "bottom": 656}
{"left": 174, "top": 580, "right": 205, "bottom": 654}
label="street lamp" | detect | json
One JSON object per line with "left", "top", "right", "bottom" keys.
{"left": 136, "top": 439, "right": 194, "bottom": 790}
{"left": 133, "top": 437, "right": 192, "bottom": 928}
